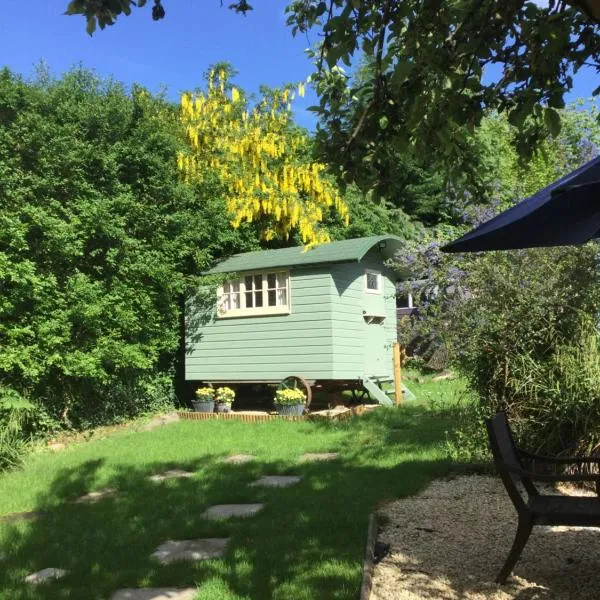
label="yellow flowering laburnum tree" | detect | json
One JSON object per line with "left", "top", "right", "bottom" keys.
{"left": 178, "top": 68, "right": 348, "bottom": 246}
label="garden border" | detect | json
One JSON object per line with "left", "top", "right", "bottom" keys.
{"left": 177, "top": 405, "right": 369, "bottom": 423}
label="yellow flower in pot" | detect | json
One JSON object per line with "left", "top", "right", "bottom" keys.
{"left": 192, "top": 387, "right": 215, "bottom": 413}
{"left": 274, "top": 388, "right": 306, "bottom": 416}
{"left": 215, "top": 386, "right": 235, "bottom": 413}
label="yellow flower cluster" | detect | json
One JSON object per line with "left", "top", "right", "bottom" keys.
{"left": 275, "top": 388, "right": 307, "bottom": 405}
{"left": 195, "top": 387, "right": 214, "bottom": 401}
{"left": 215, "top": 386, "right": 235, "bottom": 404}
{"left": 178, "top": 70, "right": 349, "bottom": 246}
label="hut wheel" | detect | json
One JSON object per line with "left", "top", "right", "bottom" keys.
{"left": 277, "top": 376, "right": 313, "bottom": 408}
{"left": 351, "top": 387, "right": 370, "bottom": 403}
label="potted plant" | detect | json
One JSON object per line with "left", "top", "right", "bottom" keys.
{"left": 192, "top": 386, "right": 215, "bottom": 413}
{"left": 274, "top": 388, "right": 306, "bottom": 416}
{"left": 214, "top": 386, "right": 235, "bottom": 413}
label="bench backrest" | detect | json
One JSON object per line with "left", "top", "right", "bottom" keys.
{"left": 486, "top": 412, "right": 532, "bottom": 512}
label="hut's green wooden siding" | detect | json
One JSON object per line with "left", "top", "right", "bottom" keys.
{"left": 186, "top": 266, "right": 338, "bottom": 381}
{"left": 186, "top": 247, "right": 398, "bottom": 383}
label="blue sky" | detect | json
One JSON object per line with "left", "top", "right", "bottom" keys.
{"left": 0, "top": 1, "right": 321, "bottom": 128}
{"left": 0, "top": 1, "right": 597, "bottom": 130}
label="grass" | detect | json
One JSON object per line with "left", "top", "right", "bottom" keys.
{"left": 0, "top": 401, "right": 460, "bottom": 600}
{"left": 403, "top": 368, "right": 474, "bottom": 407}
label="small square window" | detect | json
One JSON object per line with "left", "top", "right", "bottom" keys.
{"left": 365, "top": 270, "right": 382, "bottom": 294}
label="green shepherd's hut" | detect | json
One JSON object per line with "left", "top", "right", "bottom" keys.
{"left": 185, "top": 235, "right": 404, "bottom": 406}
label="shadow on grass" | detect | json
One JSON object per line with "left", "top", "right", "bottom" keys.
{"left": 0, "top": 408, "right": 456, "bottom": 600}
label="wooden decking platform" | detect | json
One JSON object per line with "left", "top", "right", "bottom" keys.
{"left": 177, "top": 404, "right": 379, "bottom": 423}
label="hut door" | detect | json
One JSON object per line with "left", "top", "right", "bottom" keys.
{"left": 363, "top": 268, "right": 388, "bottom": 377}
{"left": 363, "top": 316, "right": 388, "bottom": 377}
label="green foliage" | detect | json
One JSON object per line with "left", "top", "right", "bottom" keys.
{"left": 444, "top": 402, "right": 491, "bottom": 464}
{"left": 64, "top": 0, "right": 256, "bottom": 34}
{"left": 399, "top": 234, "right": 600, "bottom": 457}
{"left": 324, "top": 184, "right": 419, "bottom": 240}
{"left": 65, "top": 0, "right": 165, "bottom": 35}
{"left": 465, "top": 103, "right": 600, "bottom": 209}
{"left": 394, "top": 104, "right": 600, "bottom": 457}
{"left": 288, "top": 1, "right": 599, "bottom": 180}
{"left": 0, "top": 388, "right": 34, "bottom": 471}
{"left": 0, "top": 66, "right": 256, "bottom": 435}
{"left": 449, "top": 245, "right": 600, "bottom": 454}
{"left": 61, "top": 1, "right": 598, "bottom": 180}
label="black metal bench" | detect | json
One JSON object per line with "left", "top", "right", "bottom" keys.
{"left": 486, "top": 412, "right": 600, "bottom": 583}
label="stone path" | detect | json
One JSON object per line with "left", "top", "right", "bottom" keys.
{"left": 299, "top": 452, "right": 339, "bottom": 462}
{"left": 141, "top": 412, "right": 181, "bottom": 432}
{"left": 222, "top": 454, "right": 255, "bottom": 464}
{"left": 0, "top": 510, "right": 43, "bottom": 524}
{"left": 151, "top": 538, "right": 229, "bottom": 564}
{"left": 111, "top": 589, "right": 196, "bottom": 600}
{"left": 24, "top": 568, "right": 68, "bottom": 584}
{"left": 250, "top": 475, "right": 302, "bottom": 488}
{"left": 148, "top": 470, "right": 195, "bottom": 483}
{"left": 202, "top": 503, "right": 264, "bottom": 520}
{"left": 74, "top": 488, "right": 118, "bottom": 504}
{"left": 9, "top": 449, "right": 339, "bottom": 597}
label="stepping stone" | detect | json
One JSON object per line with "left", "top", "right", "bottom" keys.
{"left": 223, "top": 454, "right": 255, "bottom": 464}
{"left": 110, "top": 589, "right": 196, "bottom": 600}
{"left": 202, "top": 504, "right": 264, "bottom": 520}
{"left": 141, "top": 412, "right": 180, "bottom": 431}
{"left": 24, "top": 568, "right": 68, "bottom": 584}
{"left": 74, "top": 488, "right": 118, "bottom": 504}
{"left": 299, "top": 452, "right": 339, "bottom": 462}
{"left": 151, "top": 538, "right": 229, "bottom": 564}
{"left": 250, "top": 476, "right": 302, "bottom": 488}
{"left": 149, "top": 469, "right": 194, "bottom": 483}
{"left": 0, "top": 510, "right": 42, "bottom": 524}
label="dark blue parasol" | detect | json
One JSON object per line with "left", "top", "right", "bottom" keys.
{"left": 442, "top": 156, "right": 600, "bottom": 252}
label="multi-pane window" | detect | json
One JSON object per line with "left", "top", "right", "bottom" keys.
{"left": 244, "top": 274, "right": 264, "bottom": 308}
{"left": 219, "top": 271, "right": 290, "bottom": 317}
{"left": 221, "top": 280, "right": 241, "bottom": 311}
{"left": 267, "top": 272, "right": 288, "bottom": 307}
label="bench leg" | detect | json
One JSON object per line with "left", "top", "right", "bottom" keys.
{"left": 496, "top": 516, "right": 533, "bottom": 584}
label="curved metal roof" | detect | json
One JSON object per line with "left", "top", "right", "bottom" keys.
{"left": 206, "top": 235, "right": 404, "bottom": 274}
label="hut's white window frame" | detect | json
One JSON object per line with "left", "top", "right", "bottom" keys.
{"left": 364, "top": 269, "right": 382, "bottom": 294}
{"left": 218, "top": 270, "right": 291, "bottom": 318}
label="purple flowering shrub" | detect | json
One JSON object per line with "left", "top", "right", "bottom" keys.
{"left": 394, "top": 232, "right": 600, "bottom": 457}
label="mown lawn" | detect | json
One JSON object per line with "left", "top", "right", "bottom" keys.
{"left": 0, "top": 404, "right": 459, "bottom": 600}
{"left": 402, "top": 368, "right": 473, "bottom": 408}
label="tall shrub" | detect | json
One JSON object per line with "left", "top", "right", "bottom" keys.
{"left": 0, "top": 388, "right": 34, "bottom": 471}
{"left": 0, "top": 66, "right": 257, "bottom": 431}
{"left": 397, "top": 233, "right": 600, "bottom": 457}
{"left": 394, "top": 104, "right": 600, "bottom": 457}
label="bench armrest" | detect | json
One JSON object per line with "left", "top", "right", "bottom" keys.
{"left": 518, "top": 448, "right": 600, "bottom": 465}
{"left": 502, "top": 463, "right": 600, "bottom": 484}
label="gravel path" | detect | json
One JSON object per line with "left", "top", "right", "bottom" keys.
{"left": 371, "top": 475, "right": 600, "bottom": 600}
